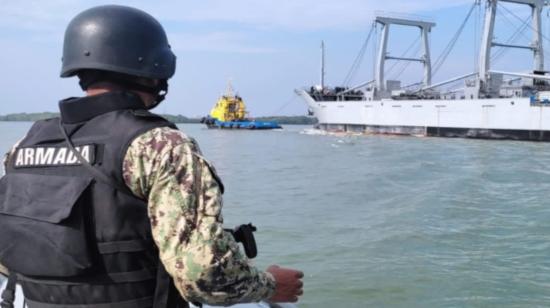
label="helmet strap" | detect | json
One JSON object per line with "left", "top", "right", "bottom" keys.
{"left": 113, "top": 78, "right": 168, "bottom": 110}
{"left": 146, "top": 80, "right": 168, "bottom": 110}
{"left": 79, "top": 71, "right": 168, "bottom": 110}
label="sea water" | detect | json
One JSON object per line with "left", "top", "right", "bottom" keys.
{"left": 1, "top": 121, "right": 550, "bottom": 307}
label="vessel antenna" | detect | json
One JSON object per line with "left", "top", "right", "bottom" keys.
{"left": 226, "top": 78, "right": 235, "bottom": 97}
{"left": 320, "top": 40, "right": 326, "bottom": 89}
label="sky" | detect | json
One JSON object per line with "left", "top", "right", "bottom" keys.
{"left": 0, "top": 0, "right": 546, "bottom": 117}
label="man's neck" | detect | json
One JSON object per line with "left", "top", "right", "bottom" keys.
{"left": 86, "top": 88, "right": 111, "bottom": 96}
{"left": 86, "top": 83, "right": 122, "bottom": 96}
{"left": 85, "top": 85, "right": 153, "bottom": 108}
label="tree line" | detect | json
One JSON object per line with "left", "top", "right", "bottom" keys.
{"left": 0, "top": 113, "right": 317, "bottom": 125}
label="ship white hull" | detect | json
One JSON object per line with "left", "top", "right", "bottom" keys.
{"left": 296, "top": 90, "right": 550, "bottom": 141}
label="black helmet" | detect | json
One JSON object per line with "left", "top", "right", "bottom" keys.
{"left": 61, "top": 5, "right": 176, "bottom": 80}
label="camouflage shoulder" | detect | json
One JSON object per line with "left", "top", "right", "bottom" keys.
{"left": 131, "top": 126, "right": 197, "bottom": 153}
{"left": 123, "top": 126, "right": 197, "bottom": 198}
{"left": 134, "top": 127, "right": 224, "bottom": 194}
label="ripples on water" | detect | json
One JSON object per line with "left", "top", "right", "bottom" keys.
{"left": 2, "top": 122, "right": 550, "bottom": 307}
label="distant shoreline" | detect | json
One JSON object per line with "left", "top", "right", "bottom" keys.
{"left": 0, "top": 112, "right": 317, "bottom": 125}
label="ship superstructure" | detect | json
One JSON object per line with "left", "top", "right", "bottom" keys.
{"left": 208, "top": 82, "right": 247, "bottom": 122}
{"left": 296, "top": 0, "right": 550, "bottom": 141}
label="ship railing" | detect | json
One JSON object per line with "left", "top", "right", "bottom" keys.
{"left": 440, "top": 88, "right": 466, "bottom": 96}
{"left": 337, "top": 94, "right": 365, "bottom": 101}
{"left": 414, "top": 72, "right": 479, "bottom": 93}
{"left": 401, "top": 82, "right": 424, "bottom": 90}
{"left": 489, "top": 70, "right": 550, "bottom": 82}
{"left": 337, "top": 80, "right": 375, "bottom": 95}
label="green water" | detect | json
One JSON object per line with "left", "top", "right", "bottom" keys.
{"left": 2, "top": 121, "right": 550, "bottom": 307}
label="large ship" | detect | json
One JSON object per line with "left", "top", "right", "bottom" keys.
{"left": 296, "top": 0, "right": 550, "bottom": 141}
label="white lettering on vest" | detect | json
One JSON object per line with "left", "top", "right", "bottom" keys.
{"left": 12, "top": 145, "right": 96, "bottom": 168}
{"left": 36, "top": 147, "right": 55, "bottom": 165}
{"left": 80, "top": 146, "right": 91, "bottom": 163}
{"left": 52, "top": 148, "right": 67, "bottom": 165}
{"left": 66, "top": 147, "right": 79, "bottom": 164}
{"left": 15, "top": 150, "right": 24, "bottom": 167}
{"left": 24, "top": 148, "right": 34, "bottom": 166}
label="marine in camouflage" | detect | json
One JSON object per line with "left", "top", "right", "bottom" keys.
{"left": 0, "top": 128, "right": 275, "bottom": 305}
{"left": 123, "top": 127, "right": 276, "bottom": 305}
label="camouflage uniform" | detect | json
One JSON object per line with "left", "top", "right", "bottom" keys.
{"left": 1, "top": 127, "right": 276, "bottom": 305}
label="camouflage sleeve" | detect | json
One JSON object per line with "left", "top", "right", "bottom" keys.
{"left": 122, "top": 127, "right": 276, "bottom": 305}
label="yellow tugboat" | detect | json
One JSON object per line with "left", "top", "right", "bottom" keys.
{"left": 201, "top": 82, "right": 282, "bottom": 129}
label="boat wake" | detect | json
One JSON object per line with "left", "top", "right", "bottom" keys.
{"left": 299, "top": 128, "right": 328, "bottom": 135}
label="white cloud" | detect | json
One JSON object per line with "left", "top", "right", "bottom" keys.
{"left": 146, "top": 0, "right": 472, "bottom": 31}
{"left": 0, "top": 0, "right": 473, "bottom": 54}
{"left": 1, "top": 0, "right": 473, "bottom": 32}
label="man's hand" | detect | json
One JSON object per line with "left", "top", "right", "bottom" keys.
{"left": 266, "top": 265, "right": 304, "bottom": 303}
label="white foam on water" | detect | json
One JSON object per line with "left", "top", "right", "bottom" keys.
{"left": 299, "top": 128, "right": 328, "bottom": 135}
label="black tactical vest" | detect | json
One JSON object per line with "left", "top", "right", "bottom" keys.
{"left": 0, "top": 92, "right": 186, "bottom": 308}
